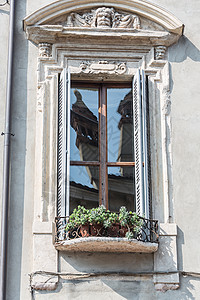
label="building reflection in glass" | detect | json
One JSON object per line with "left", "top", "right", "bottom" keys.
{"left": 70, "top": 89, "right": 99, "bottom": 161}
{"left": 70, "top": 87, "right": 135, "bottom": 212}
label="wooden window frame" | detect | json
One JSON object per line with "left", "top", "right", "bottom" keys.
{"left": 70, "top": 81, "right": 136, "bottom": 209}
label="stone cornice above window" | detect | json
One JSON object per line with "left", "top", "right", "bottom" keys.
{"left": 23, "top": 0, "right": 184, "bottom": 47}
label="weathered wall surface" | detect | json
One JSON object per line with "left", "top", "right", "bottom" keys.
{"left": 1, "top": 0, "right": 200, "bottom": 299}
{"left": 33, "top": 276, "right": 200, "bottom": 300}
{"left": 152, "top": 0, "right": 200, "bottom": 276}
{"left": 155, "top": 0, "right": 200, "bottom": 282}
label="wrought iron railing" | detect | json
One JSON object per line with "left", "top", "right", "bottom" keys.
{"left": 54, "top": 215, "right": 159, "bottom": 244}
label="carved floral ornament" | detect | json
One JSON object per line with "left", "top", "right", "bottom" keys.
{"left": 66, "top": 7, "right": 140, "bottom": 29}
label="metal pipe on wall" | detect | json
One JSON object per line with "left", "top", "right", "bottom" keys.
{"left": 0, "top": 0, "right": 15, "bottom": 299}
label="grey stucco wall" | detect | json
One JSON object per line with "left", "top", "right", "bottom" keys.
{"left": 1, "top": 0, "right": 200, "bottom": 299}
{"left": 33, "top": 276, "right": 200, "bottom": 300}
{"left": 160, "top": 0, "right": 200, "bottom": 274}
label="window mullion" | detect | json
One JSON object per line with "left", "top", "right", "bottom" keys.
{"left": 99, "top": 86, "right": 108, "bottom": 209}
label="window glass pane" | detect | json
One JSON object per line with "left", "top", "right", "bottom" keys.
{"left": 70, "top": 88, "right": 99, "bottom": 161}
{"left": 70, "top": 166, "right": 99, "bottom": 213}
{"left": 108, "top": 166, "right": 135, "bottom": 212}
{"left": 107, "top": 88, "right": 134, "bottom": 162}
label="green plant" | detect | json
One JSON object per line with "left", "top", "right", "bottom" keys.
{"left": 128, "top": 211, "right": 143, "bottom": 233}
{"left": 66, "top": 205, "right": 90, "bottom": 231}
{"left": 88, "top": 205, "right": 107, "bottom": 225}
{"left": 103, "top": 212, "right": 118, "bottom": 228}
{"left": 119, "top": 206, "right": 144, "bottom": 239}
{"left": 119, "top": 206, "right": 129, "bottom": 227}
{"left": 65, "top": 205, "right": 143, "bottom": 239}
{"left": 125, "top": 231, "right": 134, "bottom": 239}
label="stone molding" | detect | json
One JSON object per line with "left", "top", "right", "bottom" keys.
{"left": 27, "top": 26, "right": 179, "bottom": 47}
{"left": 79, "top": 60, "right": 127, "bottom": 75}
{"left": 23, "top": 0, "right": 184, "bottom": 35}
{"left": 24, "top": 2, "right": 184, "bottom": 47}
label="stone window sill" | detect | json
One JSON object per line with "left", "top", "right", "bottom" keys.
{"left": 54, "top": 237, "right": 158, "bottom": 253}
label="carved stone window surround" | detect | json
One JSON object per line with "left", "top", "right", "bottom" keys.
{"left": 24, "top": 0, "right": 184, "bottom": 292}
{"left": 33, "top": 44, "right": 177, "bottom": 288}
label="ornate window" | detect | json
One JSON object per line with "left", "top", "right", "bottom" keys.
{"left": 24, "top": 1, "right": 184, "bottom": 291}
{"left": 57, "top": 70, "right": 151, "bottom": 219}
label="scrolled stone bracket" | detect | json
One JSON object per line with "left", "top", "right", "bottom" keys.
{"left": 38, "top": 43, "right": 52, "bottom": 58}
{"left": 155, "top": 46, "right": 167, "bottom": 60}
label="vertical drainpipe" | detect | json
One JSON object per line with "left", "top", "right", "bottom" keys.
{"left": 0, "top": 0, "right": 15, "bottom": 299}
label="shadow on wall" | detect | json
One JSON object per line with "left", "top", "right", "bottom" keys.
{"left": 101, "top": 276, "right": 156, "bottom": 300}
{"left": 169, "top": 36, "right": 200, "bottom": 63}
{"left": 156, "top": 229, "right": 195, "bottom": 300}
{"left": 58, "top": 252, "right": 154, "bottom": 299}
{"left": 155, "top": 276, "right": 196, "bottom": 300}
{"left": 59, "top": 251, "right": 154, "bottom": 274}
{"left": 58, "top": 245, "right": 195, "bottom": 299}
{"left": 177, "top": 227, "right": 184, "bottom": 273}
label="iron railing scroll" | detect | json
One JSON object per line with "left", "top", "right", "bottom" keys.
{"left": 54, "top": 215, "right": 159, "bottom": 244}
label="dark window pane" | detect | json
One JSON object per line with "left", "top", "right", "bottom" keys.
{"left": 70, "top": 166, "right": 99, "bottom": 213}
{"left": 70, "top": 88, "right": 99, "bottom": 161}
{"left": 107, "top": 88, "right": 134, "bottom": 162}
{"left": 108, "top": 166, "right": 135, "bottom": 212}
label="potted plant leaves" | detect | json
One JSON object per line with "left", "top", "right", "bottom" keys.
{"left": 66, "top": 206, "right": 90, "bottom": 238}
{"left": 127, "top": 211, "right": 143, "bottom": 239}
{"left": 88, "top": 206, "right": 107, "bottom": 236}
{"left": 118, "top": 206, "right": 143, "bottom": 239}
{"left": 119, "top": 206, "right": 129, "bottom": 237}
{"left": 103, "top": 211, "right": 119, "bottom": 237}
{"left": 65, "top": 205, "right": 143, "bottom": 240}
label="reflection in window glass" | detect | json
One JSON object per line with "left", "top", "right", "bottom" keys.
{"left": 107, "top": 88, "right": 134, "bottom": 162}
{"left": 108, "top": 166, "right": 135, "bottom": 212}
{"left": 70, "top": 166, "right": 99, "bottom": 213}
{"left": 70, "top": 88, "right": 99, "bottom": 161}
